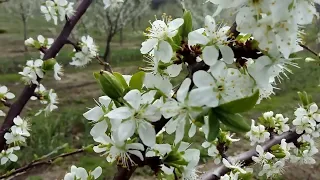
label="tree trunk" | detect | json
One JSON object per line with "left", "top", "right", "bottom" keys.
{"left": 131, "top": 18, "right": 135, "bottom": 31}
{"left": 21, "top": 12, "right": 27, "bottom": 52}
{"left": 119, "top": 28, "right": 123, "bottom": 46}
{"left": 103, "top": 33, "right": 113, "bottom": 72}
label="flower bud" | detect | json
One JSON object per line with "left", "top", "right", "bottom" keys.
{"left": 25, "top": 38, "right": 35, "bottom": 47}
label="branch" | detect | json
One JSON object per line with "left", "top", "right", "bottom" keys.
{"left": 201, "top": 128, "right": 301, "bottom": 180}
{"left": 299, "top": 42, "right": 319, "bottom": 58}
{"left": 0, "top": 100, "right": 11, "bottom": 108}
{"left": 0, "top": 146, "right": 88, "bottom": 179}
{"left": 65, "top": 39, "right": 81, "bottom": 51}
{"left": 0, "top": 0, "right": 93, "bottom": 152}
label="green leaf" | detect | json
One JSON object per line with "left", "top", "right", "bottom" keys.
{"left": 129, "top": 71, "right": 145, "bottom": 90}
{"left": 113, "top": 72, "right": 129, "bottom": 88}
{"left": 215, "top": 110, "right": 250, "bottom": 132}
{"left": 42, "top": 58, "right": 56, "bottom": 71}
{"left": 298, "top": 91, "right": 311, "bottom": 107}
{"left": 180, "top": 10, "right": 193, "bottom": 40}
{"left": 207, "top": 109, "right": 220, "bottom": 141}
{"left": 98, "top": 71, "right": 124, "bottom": 100}
{"left": 218, "top": 90, "right": 259, "bottom": 113}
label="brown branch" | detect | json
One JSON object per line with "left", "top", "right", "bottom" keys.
{"left": 65, "top": 39, "right": 81, "bottom": 51}
{"left": 201, "top": 128, "right": 301, "bottom": 180}
{"left": 0, "top": 0, "right": 93, "bottom": 152}
{"left": 0, "top": 146, "right": 88, "bottom": 179}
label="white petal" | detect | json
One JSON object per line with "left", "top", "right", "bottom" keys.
{"left": 203, "top": 46, "right": 219, "bottom": 66}
{"left": 165, "top": 119, "right": 178, "bottom": 134}
{"left": 168, "top": 18, "right": 184, "bottom": 32}
{"left": 117, "top": 120, "right": 136, "bottom": 141}
{"left": 219, "top": 45, "right": 234, "bottom": 64}
{"left": 129, "top": 150, "right": 144, "bottom": 161}
{"left": 8, "top": 154, "right": 18, "bottom": 162}
{"left": 155, "top": 41, "right": 173, "bottom": 63}
{"left": 106, "top": 107, "right": 132, "bottom": 120}
{"left": 83, "top": 107, "right": 104, "bottom": 122}
{"left": 188, "top": 87, "right": 219, "bottom": 107}
{"left": 138, "top": 121, "right": 156, "bottom": 147}
{"left": 188, "top": 31, "right": 210, "bottom": 46}
{"left": 90, "top": 121, "right": 108, "bottom": 137}
{"left": 174, "top": 115, "right": 186, "bottom": 144}
{"left": 166, "top": 64, "right": 182, "bottom": 77}
{"left": 124, "top": 90, "right": 141, "bottom": 111}
{"left": 91, "top": 167, "right": 102, "bottom": 179}
{"left": 177, "top": 78, "right": 191, "bottom": 102}
{"left": 188, "top": 123, "right": 197, "bottom": 137}
{"left": 99, "top": 96, "right": 112, "bottom": 107}
{"left": 193, "top": 70, "right": 215, "bottom": 88}
{"left": 75, "top": 167, "right": 88, "bottom": 179}
{"left": 140, "top": 39, "right": 158, "bottom": 54}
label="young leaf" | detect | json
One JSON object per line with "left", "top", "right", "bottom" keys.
{"left": 215, "top": 110, "right": 250, "bottom": 132}
{"left": 207, "top": 109, "right": 220, "bottom": 141}
{"left": 99, "top": 71, "right": 124, "bottom": 100}
{"left": 180, "top": 10, "right": 193, "bottom": 40}
{"left": 113, "top": 72, "right": 129, "bottom": 88}
{"left": 129, "top": 71, "right": 145, "bottom": 90}
{"left": 218, "top": 90, "right": 259, "bottom": 113}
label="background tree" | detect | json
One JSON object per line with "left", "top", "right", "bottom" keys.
{"left": 3, "top": 0, "right": 41, "bottom": 51}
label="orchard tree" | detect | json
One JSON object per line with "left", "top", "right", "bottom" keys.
{"left": 75, "top": 0, "right": 151, "bottom": 71}
{"left": 1, "top": 0, "right": 320, "bottom": 180}
{"left": 3, "top": 0, "right": 41, "bottom": 51}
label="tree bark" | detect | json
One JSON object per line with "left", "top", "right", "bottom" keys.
{"left": 103, "top": 33, "right": 113, "bottom": 71}
{"left": 20, "top": 3, "right": 27, "bottom": 52}
{"left": 119, "top": 28, "right": 123, "bottom": 46}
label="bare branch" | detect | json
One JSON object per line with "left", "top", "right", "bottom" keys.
{"left": 0, "top": 0, "right": 93, "bottom": 152}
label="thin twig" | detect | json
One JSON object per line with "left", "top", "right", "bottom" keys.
{"left": 0, "top": 100, "right": 11, "bottom": 108}
{"left": 0, "top": 146, "right": 89, "bottom": 179}
{"left": 299, "top": 42, "right": 319, "bottom": 58}
{"left": 65, "top": 39, "right": 81, "bottom": 51}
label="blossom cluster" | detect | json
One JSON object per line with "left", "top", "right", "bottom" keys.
{"left": 40, "top": 0, "right": 74, "bottom": 25}
{"left": 70, "top": 35, "right": 98, "bottom": 67}
{"left": 238, "top": 103, "right": 320, "bottom": 178}
{"left": 1, "top": 116, "right": 30, "bottom": 165}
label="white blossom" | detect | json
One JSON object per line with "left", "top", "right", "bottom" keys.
{"left": 53, "top": 63, "right": 63, "bottom": 81}
{"left": 161, "top": 78, "right": 201, "bottom": 144}
{"left": 70, "top": 36, "right": 98, "bottom": 67}
{"left": 64, "top": 165, "right": 102, "bottom": 180}
{"left": 252, "top": 145, "right": 275, "bottom": 165}
{"left": 0, "top": 85, "right": 15, "bottom": 101}
{"left": 258, "top": 160, "right": 285, "bottom": 178}
{"left": 93, "top": 133, "right": 144, "bottom": 167}
{"left": 141, "top": 16, "right": 184, "bottom": 63}
{"left": 246, "top": 120, "right": 270, "bottom": 145}
{"left": 19, "top": 59, "right": 44, "bottom": 85}
{"left": 106, "top": 90, "right": 161, "bottom": 147}
{"left": 0, "top": 146, "right": 20, "bottom": 165}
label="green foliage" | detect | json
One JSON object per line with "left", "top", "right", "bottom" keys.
{"left": 95, "top": 71, "right": 124, "bottom": 100}
{"left": 218, "top": 90, "right": 259, "bottom": 113}
{"left": 129, "top": 71, "right": 145, "bottom": 90}
{"left": 207, "top": 109, "right": 220, "bottom": 141}
{"left": 214, "top": 110, "right": 251, "bottom": 133}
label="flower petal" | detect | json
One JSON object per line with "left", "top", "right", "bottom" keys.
{"left": 117, "top": 120, "right": 136, "bottom": 141}
{"left": 203, "top": 46, "right": 219, "bottom": 66}
{"left": 138, "top": 121, "right": 156, "bottom": 147}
